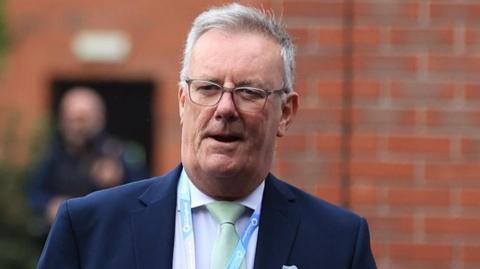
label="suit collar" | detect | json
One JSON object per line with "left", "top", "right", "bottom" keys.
{"left": 130, "top": 166, "right": 301, "bottom": 269}
{"left": 130, "top": 164, "right": 182, "bottom": 269}
{"left": 254, "top": 173, "right": 300, "bottom": 269}
{"left": 136, "top": 164, "right": 182, "bottom": 206}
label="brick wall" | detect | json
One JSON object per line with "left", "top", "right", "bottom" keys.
{"left": 274, "top": 0, "right": 480, "bottom": 268}
{"left": 1, "top": 0, "right": 479, "bottom": 268}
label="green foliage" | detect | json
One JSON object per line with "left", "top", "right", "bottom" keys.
{"left": 0, "top": 1, "right": 42, "bottom": 268}
{"left": 0, "top": 0, "right": 8, "bottom": 66}
{"left": 0, "top": 113, "right": 48, "bottom": 268}
{"left": 0, "top": 161, "right": 40, "bottom": 269}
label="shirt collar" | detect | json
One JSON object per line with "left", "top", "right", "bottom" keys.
{"left": 181, "top": 168, "right": 265, "bottom": 211}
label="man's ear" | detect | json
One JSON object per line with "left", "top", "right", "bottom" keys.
{"left": 277, "top": 91, "right": 298, "bottom": 137}
{"left": 178, "top": 85, "right": 186, "bottom": 125}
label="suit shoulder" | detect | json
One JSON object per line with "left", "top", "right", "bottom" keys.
{"left": 66, "top": 177, "right": 157, "bottom": 211}
{"left": 66, "top": 165, "right": 182, "bottom": 215}
{"left": 271, "top": 176, "right": 364, "bottom": 226}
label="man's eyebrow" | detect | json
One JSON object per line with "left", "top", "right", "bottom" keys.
{"left": 191, "top": 77, "right": 270, "bottom": 89}
{"left": 235, "top": 80, "right": 268, "bottom": 89}
{"left": 208, "top": 78, "right": 223, "bottom": 85}
{"left": 192, "top": 77, "right": 222, "bottom": 84}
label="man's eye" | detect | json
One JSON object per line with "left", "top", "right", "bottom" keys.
{"left": 197, "top": 85, "right": 220, "bottom": 91}
{"left": 237, "top": 88, "right": 266, "bottom": 99}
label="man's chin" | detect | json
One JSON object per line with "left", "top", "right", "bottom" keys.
{"left": 201, "top": 156, "right": 243, "bottom": 178}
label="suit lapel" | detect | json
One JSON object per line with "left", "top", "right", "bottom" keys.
{"left": 254, "top": 174, "right": 300, "bottom": 269}
{"left": 129, "top": 165, "right": 182, "bottom": 269}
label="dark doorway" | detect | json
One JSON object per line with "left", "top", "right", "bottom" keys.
{"left": 51, "top": 79, "right": 155, "bottom": 173}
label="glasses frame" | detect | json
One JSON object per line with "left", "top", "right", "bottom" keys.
{"left": 184, "top": 78, "right": 287, "bottom": 112}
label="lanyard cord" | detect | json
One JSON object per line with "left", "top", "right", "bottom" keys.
{"left": 177, "top": 175, "right": 261, "bottom": 269}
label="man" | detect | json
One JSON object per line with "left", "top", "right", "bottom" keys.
{"left": 36, "top": 3, "right": 377, "bottom": 269}
{"left": 27, "top": 87, "right": 148, "bottom": 225}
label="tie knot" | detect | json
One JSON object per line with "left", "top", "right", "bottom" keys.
{"left": 206, "top": 201, "right": 245, "bottom": 224}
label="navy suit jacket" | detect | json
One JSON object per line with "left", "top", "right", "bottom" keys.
{"left": 36, "top": 164, "right": 377, "bottom": 269}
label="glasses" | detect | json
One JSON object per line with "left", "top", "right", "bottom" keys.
{"left": 184, "top": 79, "right": 286, "bottom": 113}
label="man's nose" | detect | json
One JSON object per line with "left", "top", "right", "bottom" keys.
{"left": 214, "top": 91, "right": 239, "bottom": 121}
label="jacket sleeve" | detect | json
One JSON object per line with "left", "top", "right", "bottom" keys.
{"left": 25, "top": 155, "right": 56, "bottom": 215}
{"left": 351, "top": 217, "right": 377, "bottom": 269}
{"left": 36, "top": 201, "right": 80, "bottom": 269}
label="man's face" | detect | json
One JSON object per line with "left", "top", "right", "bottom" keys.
{"left": 60, "top": 93, "right": 104, "bottom": 149}
{"left": 178, "top": 29, "right": 297, "bottom": 199}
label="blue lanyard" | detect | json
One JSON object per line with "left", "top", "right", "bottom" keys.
{"left": 178, "top": 172, "right": 196, "bottom": 269}
{"left": 225, "top": 211, "right": 260, "bottom": 269}
{"left": 177, "top": 172, "right": 261, "bottom": 269}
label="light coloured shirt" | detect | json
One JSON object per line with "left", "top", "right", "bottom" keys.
{"left": 172, "top": 169, "right": 265, "bottom": 269}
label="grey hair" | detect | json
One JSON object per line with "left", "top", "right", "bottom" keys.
{"left": 179, "top": 3, "right": 295, "bottom": 92}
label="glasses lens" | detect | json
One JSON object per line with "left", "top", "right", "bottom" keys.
{"left": 189, "top": 80, "right": 222, "bottom": 106}
{"left": 188, "top": 80, "right": 270, "bottom": 112}
{"left": 233, "top": 87, "right": 268, "bottom": 112}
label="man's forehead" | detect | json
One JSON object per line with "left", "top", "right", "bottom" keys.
{"left": 193, "top": 28, "right": 279, "bottom": 53}
{"left": 188, "top": 29, "right": 284, "bottom": 87}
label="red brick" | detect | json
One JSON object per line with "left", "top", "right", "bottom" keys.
{"left": 316, "top": 185, "right": 342, "bottom": 205}
{"left": 352, "top": 80, "right": 381, "bottom": 100}
{"left": 473, "top": 111, "right": 480, "bottom": 126}
{"left": 400, "top": 110, "right": 417, "bottom": 127}
{"left": 323, "top": 161, "right": 343, "bottom": 179}
{"left": 352, "top": 108, "right": 417, "bottom": 127}
{"left": 389, "top": 82, "right": 456, "bottom": 102}
{"left": 370, "top": 242, "right": 387, "bottom": 263}
{"left": 350, "top": 186, "right": 379, "bottom": 205}
{"left": 424, "top": 110, "right": 441, "bottom": 127}
{"left": 387, "top": 136, "right": 451, "bottom": 156}
{"left": 430, "top": 3, "right": 480, "bottom": 23}
{"left": 390, "top": 28, "right": 454, "bottom": 48}
{"left": 316, "top": 133, "right": 342, "bottom": 153}
{"left": 465, "top": 83, "right": 480, "bottom": 101}
{"left": 428, "top": 56, "right": 480, "bottom": 78}
{"left": 350, "top": 161, "right": 415, "bottom": 182}
{"left": 353, "top": 56, "right": 418, "bottom": 77}
{"left": 426, "top": 163, "right": 480, "bottom": 182}
{"left": 292, "top": 108, "right": 343, "bottom": 132}
{"left": 387, "top": 188, "right": 450, "bottom": 207}
{"left": 463, "top": 263, "right": 480, "bottom": 269}
{"left": 461, "top": 138, "right": 480, "bottom": 160}
{"left": 283, "top": 1, "right": 344, "bottom": 19}
{"left": 287, "top": 27, "right": 310, "bottom": 46}
{"left": 275, "top": 160, "right": 340, "bottom": 186}
{"left": 350, "top": 133, "right": 378, "bottom": 156}
{"left": 425, "top": 217, "right": 480, "bottom": 235}
{"left": 461, "top": 189, "right": 480, "bottom": 207}
{"left": 317, "top": 27, "right": 343, "bottom": 47}
{"left": 293, "top": 79, "right": 308, "bottom": 96}
{"left": 353, "top": 27, "right": 381, "bottom": 47}
{"left": 464, "top": 245, "right": 480, "bottom": 262}
{"left": 354, "top": 2, "right": 419, "bottom": 22}
{"left": 425, "top": 109, "right": 478, "bottom": 128}
{"left": 316, "top": 81, "right": 343, "bottom": 103}
{"left": 296, "top": 55, "right": 345, "bottom": 76}
{"left": 366, "top": 215, "right": 414, "bottom": 235}
{"left": 276, "top": 134, "right": 307, "bottom": 154}
{"left": 466, "top": 29, "right": 480, "bottom": 46}
{"left": 390, "top": 243, "right": 453, "bottom": 261}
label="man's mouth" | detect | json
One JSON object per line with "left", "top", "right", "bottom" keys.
{"left": 209, "top": 134, "right": 242, "bottom": 143}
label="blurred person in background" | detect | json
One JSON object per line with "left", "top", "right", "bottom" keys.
{"left": 26, "top": 87, "right": 148, "bottom": 225}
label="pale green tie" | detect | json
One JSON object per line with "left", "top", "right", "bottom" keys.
{"left": 207, "top": 201, "right": 246, "bottom": 269}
